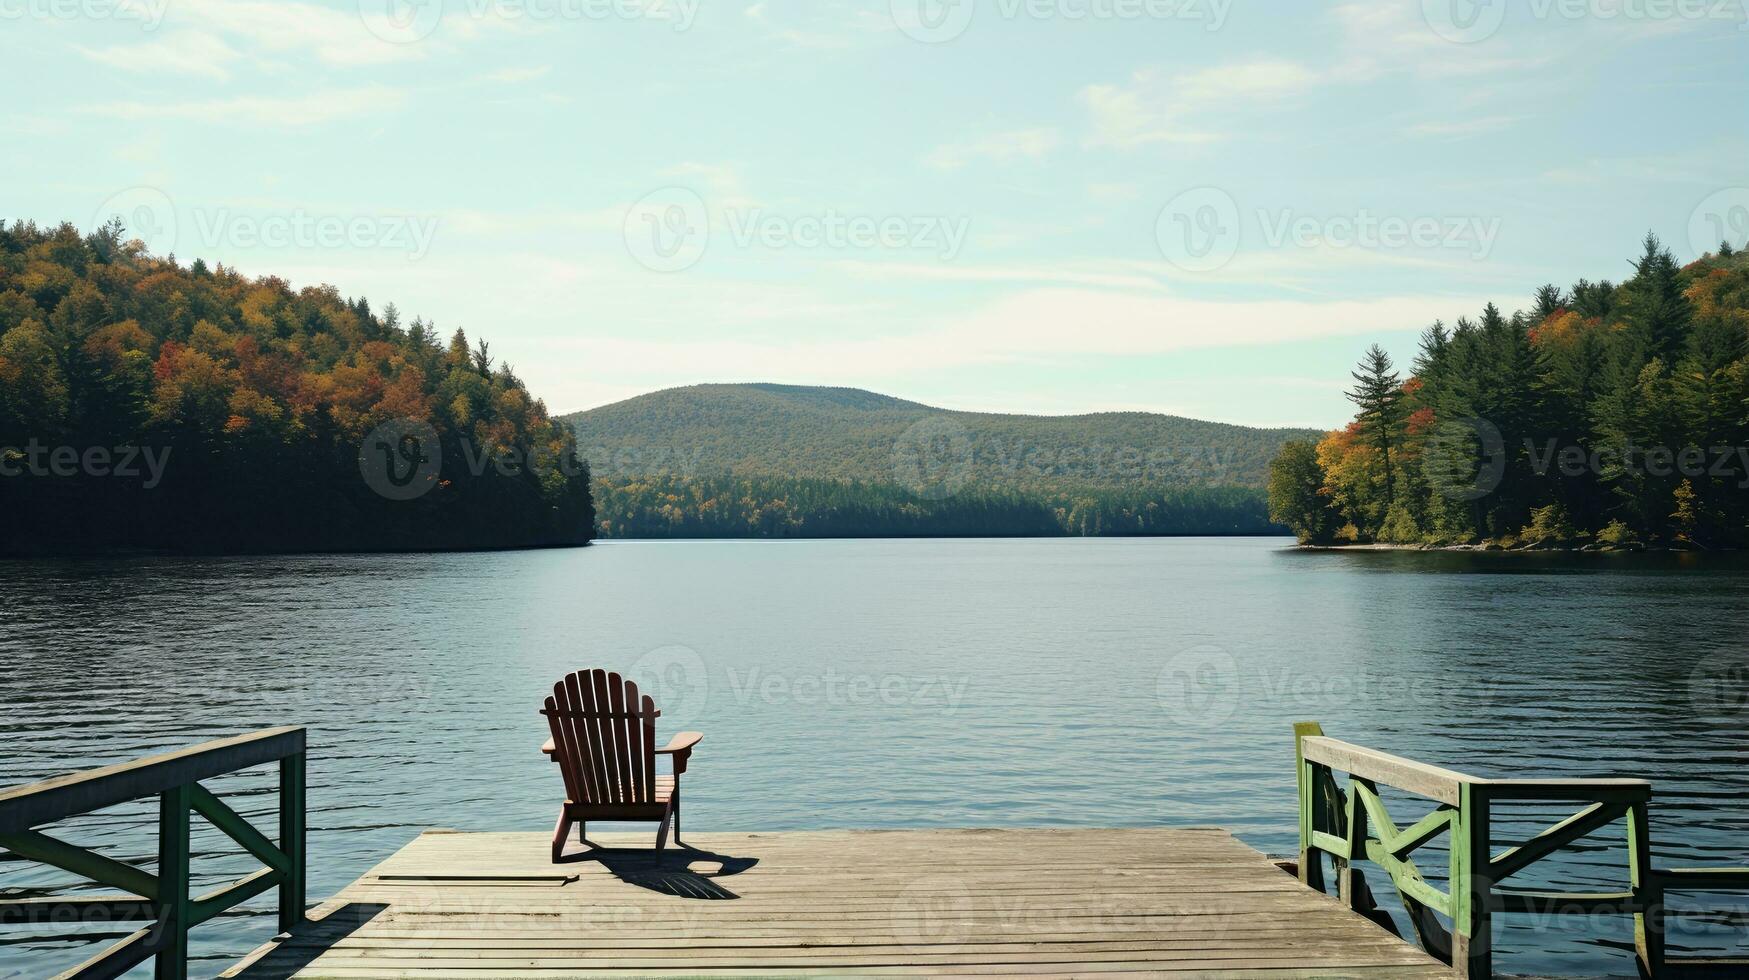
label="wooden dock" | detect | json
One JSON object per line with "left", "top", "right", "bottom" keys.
{"left": 225, "top": 827, "right": 1446, "bottom": 978}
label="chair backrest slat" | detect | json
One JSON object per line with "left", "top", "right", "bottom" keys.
{"left": 608, "top": 672, "right": 636, "bottom": 803}
{"left": 640, "top": 693, "right": 657, "bottom": 801}
{"left": 543, "top": 669, "right": 662, "bottom": 805}
{"left": 570, "top": 672, "right": 598, "bottom": 801}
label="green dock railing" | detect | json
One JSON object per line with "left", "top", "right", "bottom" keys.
{"left": 1295, "top": 721, "right": 1749, "bottom": 978}
{"left": 0, "top": 728, "right": 307, "bottom": 980}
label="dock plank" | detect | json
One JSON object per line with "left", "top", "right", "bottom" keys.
{"left": 227, "top": 829, "right": 1445, "bottom": 979}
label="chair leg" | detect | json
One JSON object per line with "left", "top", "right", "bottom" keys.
{"left": 672, "top": 796, "right": 680, "bottom": 845}
{"left": 551, "top": 809, "right": 574, "bottom": 863}
{"left": 655, "top": 804, "right": 674, "bottom": 856}
{"left": 576, "top": 821, "right": 587, "bottom": 845}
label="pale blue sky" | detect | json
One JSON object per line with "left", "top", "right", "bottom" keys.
{"left": 4, "top": 0, "right": 1745, "bottom": 427}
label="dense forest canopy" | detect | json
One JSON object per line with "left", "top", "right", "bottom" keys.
{"left": 1269, "top": 234, "right": 1749, "bottom": 551}
{"left": 0, "top": 219, "right": 593, "bottom": 554}
{"left": 595, "top": 474, "right": 1275, "bottom": 538}
{"left": 569, "top": 383, "right": 1314, "bottom": 537}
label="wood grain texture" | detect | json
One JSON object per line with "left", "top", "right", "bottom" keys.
{"left": 225, "top": 829, "right": 1446, "bottom": 979}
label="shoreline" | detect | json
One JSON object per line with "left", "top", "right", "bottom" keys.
{"left": 1299, "top": 542, "right": 1725, "bottom": 554}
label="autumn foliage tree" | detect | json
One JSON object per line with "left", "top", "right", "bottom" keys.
{"left": 0, "top": 219, "right": 593, "bottom": 554}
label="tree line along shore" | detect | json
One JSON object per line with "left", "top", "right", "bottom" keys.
{"left": 1269, "top": 235, "right": 1749, "bottom": 552}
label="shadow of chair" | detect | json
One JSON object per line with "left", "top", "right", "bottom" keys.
{"left": 554, "top": 840, "right": 758, "bottom": 900}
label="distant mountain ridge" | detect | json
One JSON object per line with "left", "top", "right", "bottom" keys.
{"left": 563, "top": 383, "right": 1319, "bottom": 492}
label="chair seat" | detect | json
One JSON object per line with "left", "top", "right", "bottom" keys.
{"left": 567, "top": 775, "right": 675, "bottom": 807}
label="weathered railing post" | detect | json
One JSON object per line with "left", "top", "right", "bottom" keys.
{"left": 1627, "top": 800, "right": 1664, "bottom": 976}
{"left": 1294, "top": 721, "right": 1326, "bottom": 891}
{"left": 279, "top": 748, "right": 307, "bottom": 933}
{"left": 1452, "top": 781, "right": 1491, "bottom": 979}
{"left": 1340, "top": 779, "right": 1368, "bottom": 915}
{"left": 156, "top": 784, "right": 193, "bottom": 980}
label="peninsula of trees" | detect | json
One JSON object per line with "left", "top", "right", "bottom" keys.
{"left": 0, "top": 220, "right": 593, "bottom": 555}
{"left": 1269, "top": 235, "right": 1749, "bottom": 551}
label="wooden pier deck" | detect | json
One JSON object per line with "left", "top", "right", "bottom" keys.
{"left": 226, "top": 828, "right": 1446, "bottom": 978}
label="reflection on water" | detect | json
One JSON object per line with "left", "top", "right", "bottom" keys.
{"left": 2, "top": 539, "right": 1747, "bottom": 977}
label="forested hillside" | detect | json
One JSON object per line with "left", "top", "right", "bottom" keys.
{"left": 569, "top": 383, "right": 1312, "bottom": 490}
{"left": 569, "top": 384, "right": 1313, "bottom": 537}
{"left": 1270, "top": 234, "right": 1749, "bottom": 550}
{"left": 0, "top": 219, "right": 593, "bottom": 554}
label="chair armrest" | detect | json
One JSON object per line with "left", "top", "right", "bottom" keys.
{"left": 656, "top": 732, "right": 702, "bottom": 754}
{"left": 656, "top": 732, "right": 702, "bottom": 775}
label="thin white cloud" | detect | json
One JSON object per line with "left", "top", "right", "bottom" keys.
{"left": 1405, "top": 115, "right": 1524, "bottom": 140}
{"left": 925, "top": 129, "right": 1061, "bottom": 171}
{"left": 479, "top": 65, "right": 553, "bottom": 84}
{"left": 72, "top": 0, "right": 524, "bottom": 81}
{"left": 838, "top": 259, "right": 1167, "bottom": 291}
{"left": 81, "top": 88, "right": 407, "bottom": 127}
{"left": 1080, "top": 60, "right": 1313, "bottom": 148}
{"left": 76, "top": 31, "right": 242, "bottom": 81}
{"left": 1080, "top": 80, "right": 1225, "bottom": 148}
{"left": 1327, "top": 2, "right": 1553, "bottom": 81}
{"left": 1082, "top": 4, "right": 1593, "bottom": 150}
{"left": 168, "top": 0, "right": 433, "bottom": 67}
{"left": 1175, "top": 59, "right": 1319, "bottom": 103}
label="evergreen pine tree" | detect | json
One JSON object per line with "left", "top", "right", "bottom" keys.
{"left": 1346, "top": 344, "right": 1404, "bottom": 512}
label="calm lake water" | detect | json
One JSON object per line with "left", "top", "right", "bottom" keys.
{"left": 3, "top": 538, "right": 1748, "bottom": 977}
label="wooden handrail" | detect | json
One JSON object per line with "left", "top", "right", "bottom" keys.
{"left": 1299, "top": 735, "right": 1475, "bottom": 805}
{"left": 0, "top": 727, "right": 304, "bottom": 833}
{"left": 1292, "top": 722, "right": 1713, "bottom": 979}
{"left": 0, "top": 728, "right": 307, "bottom": 980}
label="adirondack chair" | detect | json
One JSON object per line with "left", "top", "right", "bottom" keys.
{"left": 539, "top": 669, "right": 702, "bottom": 861}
